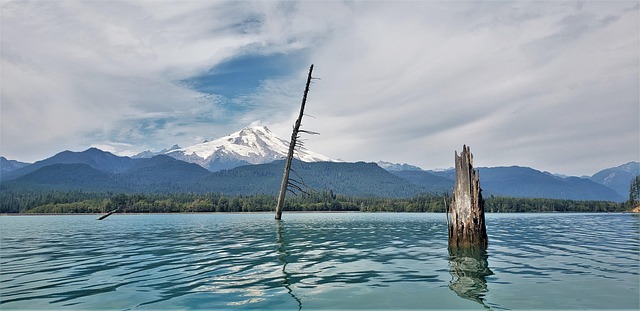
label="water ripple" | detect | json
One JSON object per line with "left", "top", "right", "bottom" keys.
{"left": 1, "top": 213, "right": 638, "bottom": 310}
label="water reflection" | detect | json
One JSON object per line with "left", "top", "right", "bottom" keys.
{"left": 448, "top": 247, "right": 493, "bottom": 309}
{"left": 276, "top": 220, "right": 302, "bottom": 310}
{"left": 1, "top": 214, "right": 637, "bottom": 310}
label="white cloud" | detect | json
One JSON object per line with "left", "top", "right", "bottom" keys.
{"left": 290, "top": 1, "right": 639, "bottom": 175}
{"left": 1, "top": 1, "right": 637, "bottom": 176}
{"left": 1, "top": 0, "right": 261, "bottom": 160}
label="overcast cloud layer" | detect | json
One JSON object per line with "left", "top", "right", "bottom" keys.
{"left": 1, "top": 1, "right": 638, "bottom": 176}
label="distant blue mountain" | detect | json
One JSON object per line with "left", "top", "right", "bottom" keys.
{"left": 387, "top": 170, "right": 453, "bottom": 194}
{"left": 376, "top": 161, "right": 423, "bottom": 171}
{"left": 1, "top": 150, "right": 217, "bottom": 193}
{"left": 8, "top": 163, "right": 117, "bottom": 192}
{"left": 1, "top": 148, "right": 423, "bottom": 196}
{"left": 423, "top": 166, "right": 625, "bottom": 202}
{"left": 0, "top": 156, "right": 30, "bottom": 175}
{"left": 195, "top": 160, "right": 425, "bottom": 197}
{"left": 118, "top": 155, "right": 210, "bottom": 190}
{"left": 590, "top": 162, "right": 640, "bottom": 198}
{"left": 476, "top": 166, "right": 624, "bottom": 202}
{"left": 1, "top": 148, "right": 632, "bottom": 202}
{"left": 1, "top": 148, "right": 137, "bottom": 182}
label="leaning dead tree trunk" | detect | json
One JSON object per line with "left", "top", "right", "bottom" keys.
{"left": 97, "top": 209, "right": 117, "bottom": 220}
{"left": 275, "top": 64, "right": 315, "bottom": 220}
{"left": 447, "top": 145, "right": 488, "bottom": 249}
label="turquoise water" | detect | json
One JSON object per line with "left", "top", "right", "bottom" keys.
{"left": 0, "top": 213, "right": 638, "bottom": 310}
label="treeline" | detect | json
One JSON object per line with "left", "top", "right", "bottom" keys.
{"left": 485, "top": 195, "right": 623, "bottom": 213}
{"left": 0, "top": 190, "right": 627, "bottom": 214}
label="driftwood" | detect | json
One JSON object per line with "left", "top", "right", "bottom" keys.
{"left": 97, "top": 209, "right": 117, "bottom": 220}
{"left": 447, "top": 145, "right": 488, "bottom": 249}
{"left": 275, "top": 64, "right": 315, "bottom": 220}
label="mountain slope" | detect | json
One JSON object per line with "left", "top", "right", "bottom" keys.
{"left": 1, "top": 147, "right": 631, "bottom": 202}
{"left": 590, "top": 162, "right": 640, "bottom": 198}
{"left": 7, "top": 163, "right": 120, "bottom": 192}
{"left": 421, "top": 166, "right": 625, "bottom": 202}
{"left": 388, "top": 170, "right": 454, "bottom": 194}
{"left": 165, "top": 126, "right": 334, "bottom": 171}
{"left": 2, "top": 158, "right": 427, "bottom": 198}
{"left": 477, "top": 166, "right": 624, "bottom": 202}
{"left": 377, "top": 161, "right": 423, "bottom": 171}
{"left": 1, "top": 148, "right": 138, "bottom": 181}
{"left": 3, "top": 155, "right": 210, "bottom": 193}
{"left": 132, "top": 145, "right": 181, "bottom": 159}
{"left": 0, "top": 157, "right": 30, "bottom": 174}
{"left": 195, "top": 160, "right": 426, "bottom": 197}
{"left": 117, "top": 155, "right": 211, "bottom": 192}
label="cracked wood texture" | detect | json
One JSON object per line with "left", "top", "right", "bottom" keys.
{"left": 448, "top": 145, "right": 488, "bottom": 249}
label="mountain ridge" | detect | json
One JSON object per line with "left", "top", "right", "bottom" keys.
{"left": 1, "top": 124, "right": 636, "bottom": 202}
{"left": 0, "top": 147, "right": 631, "bottom": 202}
{"left": 376, "top": 161, "right": 423, "bottom": 171}
{"left": 400, "top": 165, "right": 626, "bottom": 202}
{"left": 1, "top": 155, "right": 424, "bottom": 198}
{"left": 0, "top": 156, "right": 30, "bottom": 174}
{"left": 0, "top": 148, "right": 138, "bottom": 181}
{"left": 590, "top": 161, "right": 640, "bottom": 198}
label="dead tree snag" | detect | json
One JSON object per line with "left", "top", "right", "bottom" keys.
{"left": 447, "top": 145, "right": 488, "bottom": 249}
{"left": 275, "top": 64, "right": 316, "bottom": 220}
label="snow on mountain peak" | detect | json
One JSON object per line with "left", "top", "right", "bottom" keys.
{"left": 166, "top": 125, "right": 334, "bottom": 171}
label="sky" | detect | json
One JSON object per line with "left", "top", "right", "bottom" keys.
{"left": 1, "top": 0, "right": 638, "bottom": 176}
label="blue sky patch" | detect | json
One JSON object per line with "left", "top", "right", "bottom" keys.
{"left": 182, "top": 52, "right": 307, "bottom": 99}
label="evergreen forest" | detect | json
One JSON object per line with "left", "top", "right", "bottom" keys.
{"left": 0, "top": 190, "right": 626, "bottom": 214}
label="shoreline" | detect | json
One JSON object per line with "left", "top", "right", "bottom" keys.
{"left": 0, "top": 211, "right": 363, "bottom": 216}
{"left": 1, "top": 211, "right": 636, "bottom": 216}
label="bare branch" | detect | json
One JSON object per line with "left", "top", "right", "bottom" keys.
{"left": 299, "top": 129, "right": 320, "bottom": 135}
{"left": 287, "top": 181, "right": 311, "bottom": 196}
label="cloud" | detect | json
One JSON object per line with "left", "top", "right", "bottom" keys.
{"left": 1, "top": 1, "right": 637, "bottom": 176}
{"left": 1, "top": 1, "right": 264, "bottom": 160}
{"left": 286, "top": 1, "right": 638, "bottom": 175}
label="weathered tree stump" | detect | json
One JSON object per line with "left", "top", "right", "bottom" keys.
{"left": 447, "top": 145, "right": 488, "bottom": 249}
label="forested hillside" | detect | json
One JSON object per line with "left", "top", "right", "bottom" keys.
{"left": 2, "top": 148, "right": 632, "bottom": 203}
{"left": 0, "top": 190, "right": 624, "bottom": 214}
{"left": 1, "top": 159, "right": 427, "bottom": 198}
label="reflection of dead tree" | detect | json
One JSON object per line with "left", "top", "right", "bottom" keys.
{"left": 448, "top": 247, "right": 493, "bottom": 309}
{"left": 275, "top": 64, "right": 318, "bottom": 220}
{"left": 276, "top": 221, "right": 302, "bottom": 310}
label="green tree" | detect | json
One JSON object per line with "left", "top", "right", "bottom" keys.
{"left": 628, "top": 175, "right": 640, "bottom": 210}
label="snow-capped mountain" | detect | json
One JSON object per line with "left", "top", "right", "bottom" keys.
{"left": 163, "top": 126, "right": 334, "bottom": 171}
{"left": 376, "top": 161, "right": 423, "bottom": 171}
{"left": 132, "top": 145, "right": 181, "bottom": 159}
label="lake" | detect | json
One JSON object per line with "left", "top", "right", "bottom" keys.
{"left": 0, "top": 213, "right": 638, "bottom": 310}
